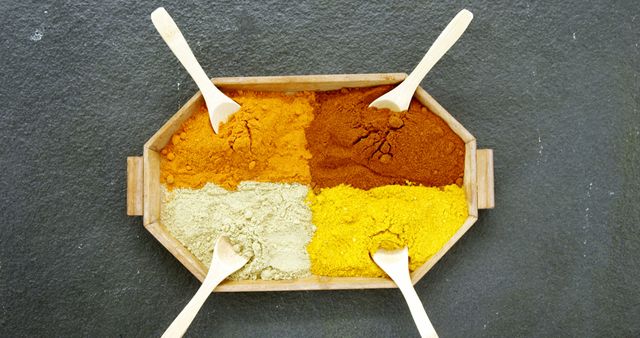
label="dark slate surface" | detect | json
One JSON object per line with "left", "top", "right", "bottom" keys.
{"left": 1, "top": 0, "right": 638, "bottom": 337}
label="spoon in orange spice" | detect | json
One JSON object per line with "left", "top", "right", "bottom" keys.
{"left": 151, "top": 7, "right": 240, "bottom": 134}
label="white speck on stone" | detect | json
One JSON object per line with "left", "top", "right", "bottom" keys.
{"left": 538, "top": 136, "right": 543, "bottom": 154}
{"left": 536, "top": 129, "right": 544, "bottom": 165}
{"left": 30, "top": 29, "right": 43, "bottom": 41}
{"left": 584, "top": 179, "right": 591, "bottom": 229}
{"left": 44, "top": 10, "right": 48, "bottom": 14}
{"left": 572, "top": 32, "right": 576, "bottom": 40}
{"left": 609, "top": 191, "right": 615, "bottom": 196}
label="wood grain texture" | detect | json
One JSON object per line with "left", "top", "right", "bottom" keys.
{"left": 145, "top": 222, "right": 208, "bottom": 281}
{"left": 414, "top": 86, "right": 475, "bottom": 143}
{"left": 145, "top": 93, "right": 204, "bottom": 151}
{"left": 464, "top": 140, "right": 478, "bottom": 218}
{"left": 212, "top": 73, "right": 407, "bottom": 91}
{"left": 143, "top": 147, "right": 161, "bottom": 226}
{"left": 410, "top": 215, "right": 478, "bottom": 284}
{"left": 216, "top": 276, "right": 397, "bottom": 292}
{"left": 126, "top": 156, "right": 144, "bottom": 216}
{"left": 477, "top": 149, "right": 495, "bottom": 209}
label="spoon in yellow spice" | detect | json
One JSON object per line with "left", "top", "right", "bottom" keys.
{"left": 369, "top": 9, "right": 473, "bottom": 112}
{"left": 151, "top": 7, "right": 240, "bottom": 134}
{"left": 372, "top": 247, "right": 439, "bottom": 338}
{"left": 162, "top": 236, "right": 249, "bottom": 338}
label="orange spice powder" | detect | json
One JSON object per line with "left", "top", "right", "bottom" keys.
{"left": 160, "top": 90, "right": 315, "bottom": 190}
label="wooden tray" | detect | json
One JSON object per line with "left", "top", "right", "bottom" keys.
{"left": 127, "top": 73, "right": 494, "bottom": 292}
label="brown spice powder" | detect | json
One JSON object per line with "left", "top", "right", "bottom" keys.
{"left": 306, "top": 85, "right": 465, "bottom": 190}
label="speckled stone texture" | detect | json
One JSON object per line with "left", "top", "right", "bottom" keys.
{"left": 1, "top": 1, "right": 638, "bottom": 337}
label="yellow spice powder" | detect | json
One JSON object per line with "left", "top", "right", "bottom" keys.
{"left": 161, "top": 91, "right": 315, "bottom": 190}
{"left": 307, "top": 184, "right": 468, "bottom": 277}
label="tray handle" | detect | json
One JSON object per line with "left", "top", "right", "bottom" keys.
{"left": 477, "top": 149, "right": 495, "bottom": 209}
{"left": 127, "top": 156, "right": 144, "bottom": 216}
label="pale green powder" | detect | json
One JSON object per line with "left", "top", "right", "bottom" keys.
{"left": 161, "top": 182, "right": 315, "bottom": 280}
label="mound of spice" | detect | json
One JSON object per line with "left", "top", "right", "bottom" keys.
{"left": 160, "top": 90, "right": 315, "bottom": 190}
{"left": 306, "top": 184, "right": 468, "bottom": 277}
{"left": 161, "top": 182, "right": 315, "bottom": 280}
{"left": 306, "top": 86, "right": 465, "bottom": 190}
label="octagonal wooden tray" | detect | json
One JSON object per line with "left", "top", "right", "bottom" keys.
{"left": 127, "top": 73, "right": 494, "bottom": 292}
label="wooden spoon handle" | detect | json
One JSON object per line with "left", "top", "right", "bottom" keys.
{"left": 403, "top": 9, "right": 473, "bottom": 90}
{"left": 161, "top": 275, "right": 225, "bottom": 338}
{"left": 396, "top": 280, "right": 439, "bottom": 338}
{"left": 150, "top": 7, "right": 221, "bottom": 97}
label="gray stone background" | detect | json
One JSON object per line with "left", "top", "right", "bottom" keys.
{"left": 1, "top": 0, "right": 638, "bottom": 337}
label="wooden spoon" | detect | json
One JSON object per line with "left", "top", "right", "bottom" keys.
{"left": 151, "top": 7, "right": 240, "bottom": 134}
{"left": 372, "top": 247, "right": 439, "bottom": 338}
{"left": 369, "top": 9, "right": 473, "bottom": 112}
{"left": 162, "top": 236, "right": 249, "bottom": 338}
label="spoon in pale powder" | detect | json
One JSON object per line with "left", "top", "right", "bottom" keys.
{"left": 372, "top": 247, "right": 438, "bottom": 338}
{"left": 369, "top": 9, "right": 473, "bottom": 112}
{"left": 151, "top": 7, "right": 240, "bottom": 134}
{"left": 162, "top": 236, "right": 249, "bottom": 338}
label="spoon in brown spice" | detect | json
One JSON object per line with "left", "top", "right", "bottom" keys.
{"left": 372, "top": 247, "right": 439, "bottom": 338}
{"left": 369, "top": 9, "right": 473, "bottom": 112}
{"left": 151, "top": 7, "right": 240, "bottom": 134}
{"left": 162, "top": 236, "right": 249, "bottom": 338}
